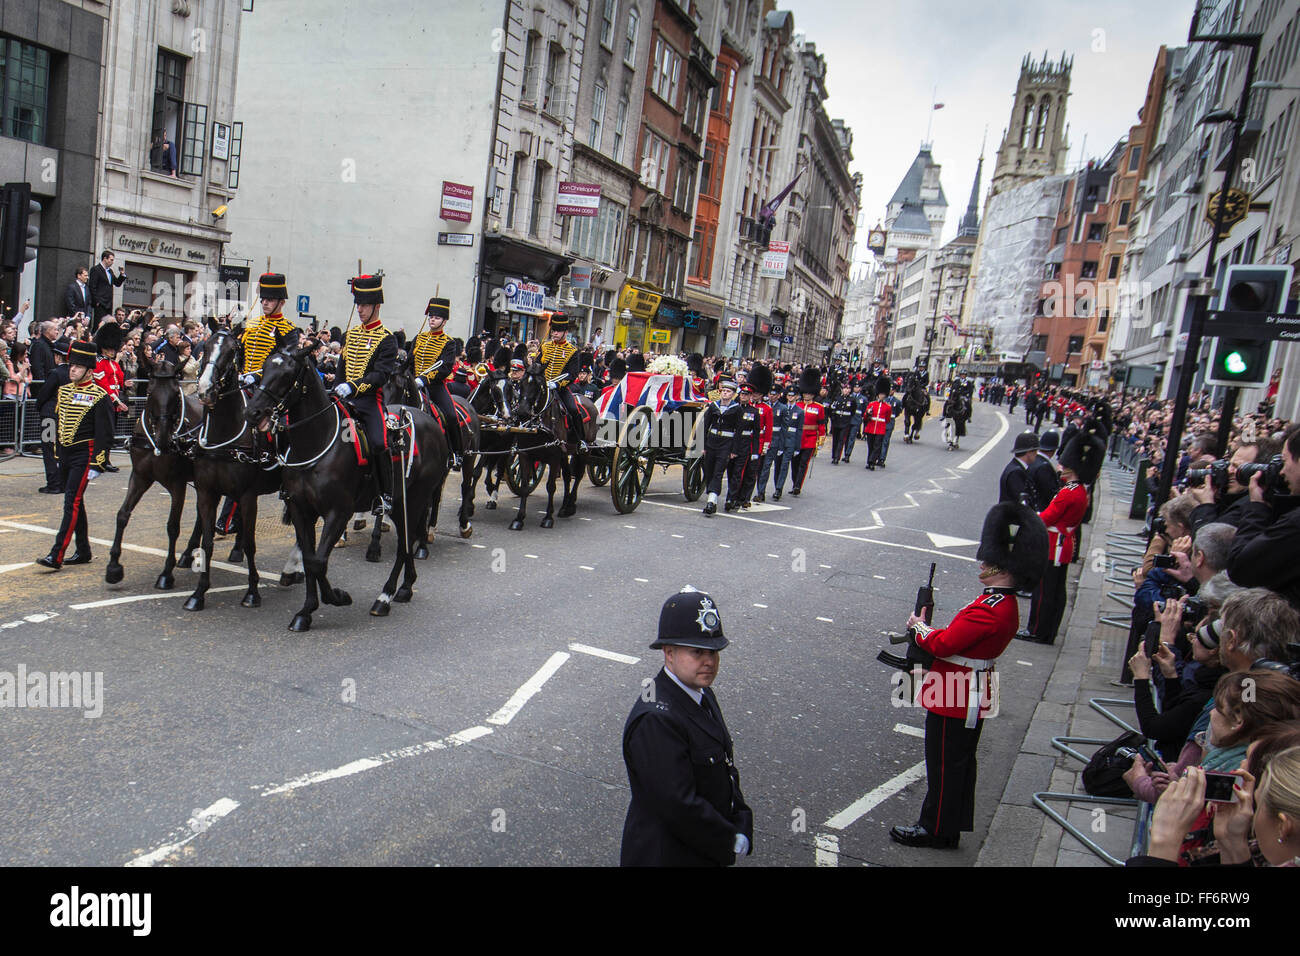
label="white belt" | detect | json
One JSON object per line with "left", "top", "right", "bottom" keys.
{"left": 712, "top": 430, "right": 734, "bottom": 437}
{"left": 935, "top": 654, "right": 997, "bottom": 728}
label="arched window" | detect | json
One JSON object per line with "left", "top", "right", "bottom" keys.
{"left": 1035, "top": 103, "right": 1049, "bottom": 149}
{"left": 1020, "top": 97, "right": 1034, "bottom": 148}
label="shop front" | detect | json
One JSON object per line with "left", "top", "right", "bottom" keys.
{"left": 478, "top": 233, "right": 573, "bottom": 341}
{"left": 108, "top": 224, "right": 221, "bottom": 320}
{"left": 652, "top": 297, "right": 687, "bottom": 354}
{"left": 722, "top": 309, "right": 754, "bottom": 358}
{"left": 613, "top": 279, "right": 662, "bottom": 351}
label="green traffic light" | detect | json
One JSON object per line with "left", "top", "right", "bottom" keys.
{"left": 1224, "top": 351, "right": 1248, "bottom": 375}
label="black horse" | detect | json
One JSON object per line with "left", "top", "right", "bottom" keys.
{"left": 902, "top": 374, "right": 929, "bottom": 443}
{"left": 244, "top": 343, "right": 448, "bottom": 631}
{"left": 507, "top": 363, "right": 598, "bottom": 530}
{"left": 186, "top": 326, "right": 289, "bottom": 612}
{"left": 467, "top": 370, "right": 518, "bottom": 513}
{"left": 105, "top": 362, "right": 204, "bottom": 589}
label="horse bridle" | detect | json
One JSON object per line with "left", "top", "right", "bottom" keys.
{"left": 198, "top": 329, "right": 251, "bottom": 450}
{"left": 251, "top": 350, "right": 343, "bottom": 467}
{"left": 141, "top": 373, "right": 197, "bottom": 455}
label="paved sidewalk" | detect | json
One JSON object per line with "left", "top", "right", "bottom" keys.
{"left": 978, "top": 463, "right": 1145, "bottom": 866}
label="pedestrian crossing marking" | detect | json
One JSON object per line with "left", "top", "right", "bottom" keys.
{"left": 926, "top": 532, "right": 979, "bottom": 549}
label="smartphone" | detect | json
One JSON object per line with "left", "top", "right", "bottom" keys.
{"left": 1152, "top": 553, "right": 1177, "bottom": 569}
{"left": 1203, "top": 770, "right": 1237, "bottom": 803}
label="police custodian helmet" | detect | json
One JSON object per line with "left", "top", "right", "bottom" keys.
{"left": 651, "top": 586, "right": 729, "bottom": 651}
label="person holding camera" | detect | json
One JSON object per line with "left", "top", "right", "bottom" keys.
{"left": 1187, "top": 440, "right": 1277, "bottom": 531}
{"left": 1226, "top": 425, "right": 1300, "bottom": 609}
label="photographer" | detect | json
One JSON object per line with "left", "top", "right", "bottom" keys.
{"left": 1187, "top": 439, "right": 1278, "bottom": 531}
{"left": 1226, "top": 425, "right": 1300, "bottom": 609}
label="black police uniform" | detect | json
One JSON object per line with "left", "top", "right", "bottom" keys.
{"left": 620, "top": 589, "right": 754, "bottom": 867}
{"left": 699, "top": 398, "right": 741, "bottom": 502}
{"left": 828, "top": 393, "right": 855, "bottom": 463}
{"left": 726, "top": 401, "right": 760, "bottom": 510}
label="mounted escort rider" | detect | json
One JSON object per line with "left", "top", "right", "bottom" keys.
{"left": 411, "top": 295, "right": 465, "bottom": 470}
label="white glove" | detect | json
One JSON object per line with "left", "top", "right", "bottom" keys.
{"left": 547, "top": 379, "right": 558, "bottom": 390}
{"left": 734, "top": 833, "right": 750, "bottom": 855}
{"left": 239, "top": 373, "right": 256, "bottom": 387}
{"left": 414, "top": 377, "right": 425, "bottom": 389}
{"left": 87, "top": 469, "right": 102, "bottom": 482}
{"left": 334, "top": 383, "right": 354, "bottom": 398}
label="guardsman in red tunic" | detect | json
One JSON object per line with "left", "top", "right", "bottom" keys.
{"left": 791, "top": 366, "right": 826, "bottom": 496}
{"left": 862, "top": 376, "right": 892, "bottom": 470}
{"left": 1018, "top": 427, "right": 1102, "bottom": 645}
{"left": 91, "top": 323, "right": 129, "bottom": 472}
{"left": 890, "top": 503, "right": 1048, "bottom": 848}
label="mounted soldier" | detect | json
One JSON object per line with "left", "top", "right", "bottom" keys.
{"left": 536, "top": 311, "right": 585, "bottom": 453}
{"left": 411, "top": 295, "right": 465, "bottom": 470}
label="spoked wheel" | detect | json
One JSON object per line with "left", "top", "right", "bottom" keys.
{"left": 611, "top": 407, "right": 654, "bottom": 514}
{"left": 587, "top": 455, "right": 612, "bottom": 487}
{"left": 681, "top": 456, "right": 706, "bottom": 502}
{"left": 506, "top": 450, "right": 544, "bottom": 497}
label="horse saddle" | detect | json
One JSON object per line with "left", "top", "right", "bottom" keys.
{"left": 335, "top": 400, "right": 370, "bottom": 466}
{"left": 562, "top": 402, "right": 593, "bottom": 430}
{"left": 428, "top": 399, "right": 472, "bottom": 436}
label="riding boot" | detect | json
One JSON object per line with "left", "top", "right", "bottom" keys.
{"left": 373, "top": 453, "right": 395, "bottom": 516}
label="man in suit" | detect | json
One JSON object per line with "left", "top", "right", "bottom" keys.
{"left": 87, "top": 251, "right": 126, "bottom": 331}
{"left": 999, "top": 431, "right": 1041, "bottom": 508}
{"left": 620, "top": 588, "right": 754, "bottom": 866}
{"left": 64, "top": 267, "right": 93, "bottom": 319}
{"left": 1029, "top": 430, "right": 1062, "bottom": 511}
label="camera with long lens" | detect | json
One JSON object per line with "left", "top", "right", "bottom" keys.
{"left": 1159, "top": 582, "right": 1187, "bottom": 601}
{"left": 1252, "top": 643, "right": 1300, "bottom": 681}
{"left": 1186, "top": 459, "right": 1231, "bottom": 494}
{"left": 1236, "top": 454, "right": 1287, "bottom": 495}
{"left": 1150, "top": 514, "right": 1168, "bottom": 538}
{"left": 1181, "top": 595, "right": 1206, "bottom": 629}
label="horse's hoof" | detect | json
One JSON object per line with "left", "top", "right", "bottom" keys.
{"left": 414, "top": 544, "right": 429, "bottom": 560}
{"left": 557, "top": 504, "right": 575, "bottom": 518}
{"left": 228, "top": 547, "right": 244, "bottom": 563}
{"left": 459, "top": 524, "right": 472, "bottom": 539}
{"left": 154, "top": 573, "right": 174, "bottom": 590}
{"left": 105, "top": 564, "right": 124, "bottom": 585}
{"left": 241, "top": 591, "right": 261, "bottom": 608}
{"left": 485, "top": 500, "right": 497, "bottom": 510}
{"left": 353, "top": 519, "right": 366, "bottom": 531}
{"left": 509, "top": 519, "right": 523, "bottom": 531}
{"left": 176, "top": 553, "right": 193, "bottom": 569}
{"left": 370, "top": 599, "right": 391, "bottom": 617}
{"left": 183, "top": 596, "right": 204, "bottom": 612}
{"left": 333, "top": 589, "right": 352, "bottom": 607}
{"left": 289, "top": 614, "right": 311, "bottom": 632}
{"left": 365, "top": 544, "right": 382, "bottom": 563}
{"left": 279, "top": 571, "right": 304, "bottom": 586}
{"left": 394, "top": 586, "right": 413, "bottom": 603}
{"left": 540, "top": 517, "right": 554, "bottom": 529}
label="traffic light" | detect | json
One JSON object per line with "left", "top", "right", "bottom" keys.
{"left": 1, "top": 182, "right": 39, "bottom": 272}
{"left": 1206, "top": 264, "right": 1294, "bottom": 388}
{"left": 948, "top": 356, "right": 957, "bottom": 369}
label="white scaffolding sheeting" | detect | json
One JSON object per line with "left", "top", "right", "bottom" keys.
{"left": 968, "top": 175, "right": 1067, "bottom": 359}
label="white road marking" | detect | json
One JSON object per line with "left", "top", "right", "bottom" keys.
{"left": 823, "top": 761, "right": 928, "bottom": 830}
{"left": 578, "top": 565, "right": 595, "bottom": 571}
{"left": 814, "top": 832, "right": 840, "bottom": 867}
{"left": 671, "top": 533, "right": 684, "bottom": 538}
{"left": 2, "top": 611, "right": 59, "bottom": 629}
{"left": 744, "top": 502, "right": 790, "bottom": 513}
{"left": 71, "top": 585, "right": 260, "bottom": 610}
{"left": 873, "top": 574, "right": 887, "bottom": 580}
{"left": 0, "top": 520, "right": 247, "bottom": 574}
{"left": 634, "top": 577, "right": 648, "bottom": 583}
{"left": 892, "top": 723, "right": 925, "bottom": 738}
{"left": 472, "top": 543, "right": 487, "bottom": 549}
{"left": 766, "top": 553, "right": 779, "bottom": 558}
{"left": 1015, "top": 660, "right": 1033, "bottom": 667}
{"left": 262, "top": 726, "right": 492, "bottom": 797}
{"left": 638, "top": 501, "right": 978, "bottom": 563}
{"left": 816, "top": 616, "right": 834, "bottom": 623}
{"left": 126, "top": 797, "right": 240, "bottom": 867}
{"left": 926, "top": 532, "right": 978, "bottom": 549}
{"left": 568, "top": 643, "right": 639, "bottom": 665}
{"left": 753, "top": 603, "right": 768, "bottom": 608}
{"left": 819, "top": 564, "right": 832, "bottom": 569}
{"left": 623, "top": 525, "right": 636, "bottom": 529}
{"left": 0, "top": 562, "right": 34, "bottom": 573}
{"left": 578, "top": 517, "right": 593, "bottom": 521}
{"left": 871, "top": 510, "right": 883, "bottom": 525}
{"left": 958, "top": 411, "right": 1009, "bottom": 471}
{"left": 718, "top": 543, "right": 730, "bottom": 548}
{"left": 487, "top": 652, "right": 570, "bottom": 726}
{"left": 524, "top": 554, "right": 538, "bottom": 559}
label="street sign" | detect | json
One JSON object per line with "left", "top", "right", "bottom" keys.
{"left": 781, "top": 335, "right": 794, "bottom": 344}
{"left": 648, "top": 328, "right": 670, "bottom": 344}
{"left": 297, "top": 295, "right": 309, "bottom": 313}
{"left": 218, "top": 264, "right": 250, "bottom": 284}
{"left": 1206, "top": 310, "right": 1300, "bottom": 341}
{"left": 504, "top": 278, "right": 546, "bottom": 315}
{"left": 770, "top": 323, "right": 783, "bottom": 336}
{"left": 438, "top": 232, "right": 474, "bottom": 246}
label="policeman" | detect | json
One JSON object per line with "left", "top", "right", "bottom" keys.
{"left": 699, "top": 378, "right": 740, "bottom": 516}
{"left": 727, "top": 371, "right": 763, "bottom": 511}
{"left": 36, "top": 340, "right": 115, "bottom": 570}
{"left": 999, "top": 431, "right": 1041, "bottom": 507}
{"left": 412, "top": 296, "right": 464, "bottom": 469}
{"left": 828, "top": 381, "right": 855, "bottom": 465}
{"left": 890, "top": 502, "right": 1048, "bottom": 848}
{"left": 621, "top": 587, "right": 754, "bottom": 866}
{"left": 333, "top": 274, "right": 398, "bottom": 515}
{"left": 536, "top": 312, "right": 584, "bottom": 452}
{"left": 573, "top": 354, "right": 602, "bottom": 403}
{"left": 238, "top": 273, "right": 300, "bottom": 387}
{"left": 756, "top": 382, "right": 802, "bottom": 502}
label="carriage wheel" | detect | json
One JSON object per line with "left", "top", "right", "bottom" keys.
{"left": 611, "top": 407, "right": 654, "bottom": 514}
{"left": 681, "top": 456, "right": 706, "bottom": 502}
{"left": 587, "top": 455, "right": 612, "bottom": 487}
{"left": 506, "top": 450, "right": 544, "bottom": 497}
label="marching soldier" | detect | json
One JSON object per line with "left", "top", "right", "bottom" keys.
{"left": 238, "top": 273, "right": 300, "bottom": 387}
{"left": 536, "top": 312, "right": 585, "bottom": 452}
{"left": 879, "top": 382, "right": 903, "bottom": 467}
{"left": 92, "top": 322, "right": 129, "bottom": 472}
{"left": 738, "top": 364, "right": 773, "bottom": 507}
{"left": 863, "top": 377, "right": 893, "bottom": 470}
{"left": 412, "top": 296, "right": 464, "bottom": 469}
{"left": 332, "top": 274, "right": 398, "bottom": 515}
{"left": 890, "top": 502, "right": 1048, "bottom": 848}
{"left": 621, "top": 587, "right": 754, "bottom": 866}
{"left": 791, "top": 367, "right": 826, "bottom": 496}
{"left": 755, "top": 382, "right": 802, "bottom": 502}
{"left": 727, "top": 371, "right": 763, "bottom": 511}
{"left": 828, "top": 381, "right": 855, "bottom": 465}
{"left": 699, "top": 378, "right": 741, "bottom": 516}
{"left": 36, "top": 340, "right": 115, "bottom": 571}
{"left": 843, "top": 379, "right": 869, "bottom": 464}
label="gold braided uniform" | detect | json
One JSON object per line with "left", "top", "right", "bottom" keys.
{"left": 56, "top": 381, "right": 112, "bottom": 466}
{"left": 241, "top": 313, "right": 299, "bottom": 377}
{"left": 412, "top": 329, "right": 452, "bottom": 380}
{"left": 343, "top": 322, "right": 396, "bottom": 395}
{"left": 538, "top": 340, "right": 577, "bottom": 381}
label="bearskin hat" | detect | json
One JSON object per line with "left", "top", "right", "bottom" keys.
{"left": 876, "top": 375, "right": 892, "bottom": 396}
{"left": 1059, "top": 432, "right": 1106, "bottom": 485}
{"left": 493, "top": 345, "right": 512, "bottom": 370}
{"left": 745, "top": 363, "right": 773, "bottom": 395}
{"left": 977, "top": 502, "right": 1049, "bottom": 590}
{"left": 94, "top": 322, "right": 123, "bottom": 353}
{"left": 609, "top": 356, "right": 627, "bottom": 380}
{"left": 578, "top": 350, "right": 594, "bottom": 372}
{"left": 1080, "top": 415, "right": 1108, "bottom": 445}
{"left": 626, "top": 352, "right": 646, "bottom": 373}
{"left": 687, "top": 352, "right": 705, "bottom": 375}
{"left": 513, "top": 343, "right": 530, "bottom": 362}
{"left": 799, "top": 366, "right": 822, "bottom": 396}
{"left": 781, "top": 364, "right": 793, "bottom": 374}
{"left": 466, "top": 338, "right": 482, "bottom": 364}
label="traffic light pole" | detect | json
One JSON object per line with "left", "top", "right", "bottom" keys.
{"left": 1155, "top": 32, "right": 1259, "bottom": 510}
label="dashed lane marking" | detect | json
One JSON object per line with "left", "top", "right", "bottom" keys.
{"left": 71, "top": 585, "right": 268, "bottom": 610}
{"left": 568, "top": 643, "right": 639, "bottom": 665}
{"left": 873, "top": 574, "right": 887, "bottom": 580}
{"left": 634, "top": 577, "right": 648, "bottom": 583}
{"left": 926, "top": 533, "right": 978, "bottom": 549}
{"left": 578, "top": 565, "right": 595, "bottom": 571}
{"left": 1015, "top": 660, "right": 1033, "bottom": 667}
{"left": 816, "top": 616, "right": 834, "bottom": 623}
{"left": 814, "top": 833, "right": 840, "bottom": 867}
{"left": 0, "top": 520, "right": 247, "bottom": 575}
{"left": 823, "top": 761, "right": 928, "bottom": 831}
{"left": 487, "top": 652, "right": 570, "bottom": 726}
{"left": 126, "top": 797, "right": 241, "bottom": 867}
{"left": 892, "top": 723, "right": 925, "bottom": 738}
{"left": 0, "top": 562, "right": 34, "bottom": 573}
{"left": 1, "top": 611, "right": 59, "bottom": 629}
{"left": 753, "top": 603, "right": 768, "bottom": 609}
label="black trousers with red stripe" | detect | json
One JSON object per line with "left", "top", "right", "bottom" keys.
{"left": 51, "top": 445, "right": 93, "bottom": 562}
{"left": 1028, "top": 562, "right": 1069, "bottom": 644}
{"left": 919, "top": 709, "right": 984, "bottom": 838}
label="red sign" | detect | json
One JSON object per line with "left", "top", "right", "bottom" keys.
{"left": 557, "top": 182, "right": 601, "bottom": 217}
{"left": 441, "top": 181, "right": 474, "bottom": 223}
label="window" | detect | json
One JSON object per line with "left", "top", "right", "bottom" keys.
{"left": 673, "top": 157, "right": 695, "bottom": 211}
{"left": 713, "top": 62, "right": 736, "bottom": 118}
{"left": 1087, "top": 223, "right": 1105, "bottom": 242}
{"left": 625, "top": 9, "right": 639, "bottom": 66}
{"left": 1020, "top": 99, "right": 1034, "bottom": 149}
{"left": 227, "top": 121, "right": 243, "bottom": 189}
{"left": 180, "top": 102, "right": 206, "bottom": 177}
{"left": 640, "top": 131, "right": 668, "bottom": 193}
{"left": 1035, "top": 104, "right": 1049, "bottom": 149}
{"left": 1127, "top": 145, "right": 1142, "bottom": 172}
{"left": 528, "top": 161, "right": 549, "bottom": 237}
{"left": 1067, "top": 335, "right": 1084, "bottom": 354}
{"left": 1080, "top": 261, "right": 1098, "bottom": 279}
{"left": 1097, "top": 310, "right": 1110, "bottom": 333}
{"left": 152, "top": 49, "right": 187, "bottom": 168}
{"left": 612, "top": 96, "right": 628, "bottom": 163}
{"left": 506, "top": 154, "right": 523, "bottom": 230}
{"left": 542, "top": 45, "right": 563, "bottom": 114}
{"left": 1054, "top": 227, "right": 1067, "bottom": 245}
{"left": 650, "top": 38, "right": 681, "bottom": 107}
{"left": 1106, "top": 255, "right": 1121, "bottom": 279}
{"left": 0, "top": 37, "right": 51, "bottom": 144}
{"left": 700, "top": 145, "right": 715, "bottom": 199}
{"left": 590, "top": 83, "right": 606, "bottom": 150}
{"left": 600, "top": 0, "right": 615, "bottom": 48}
{"left": 1044, "top": 262, "right": 1060, "bottom": 280}
{"left": 1117, "top": 200, "right": 1131, "bottom": 226}
{"left": 1031, "top": 334, "right": 1049, "bottom": 352}
{"left": 523, "top": 33, "right": 540, "bottom": 103}
{"left": 568, "top": 198, "right": 626, "bottom": 267}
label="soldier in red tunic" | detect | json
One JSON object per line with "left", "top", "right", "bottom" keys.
{"left": 91, "top": 323, "right": 129, "bottom": 472}
{"left": 862, "top": 376, "right": 892, "bottom": 470}
{"left": 890, "top": 502, "right": 1048, "bottom": 848}
{"left": 791, "top": 366, "right": 826, "bottom": 496}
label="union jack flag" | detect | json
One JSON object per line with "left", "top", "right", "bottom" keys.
{"left": 596, "top": 372, "right": 701, "bottom": 420}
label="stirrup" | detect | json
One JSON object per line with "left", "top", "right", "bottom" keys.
{"left": 371, "top": 495, "right": 393, "bottom": 517}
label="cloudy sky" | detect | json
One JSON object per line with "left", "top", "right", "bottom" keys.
{"left": 787, "top": 0, "right": 1198, "bottom": 270}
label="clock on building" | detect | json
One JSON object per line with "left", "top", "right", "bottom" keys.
{"left": 867, "top": 229, "right": 887, "bottom": 254}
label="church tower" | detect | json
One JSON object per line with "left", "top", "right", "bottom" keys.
{"left": 990, "top": 52, "right": 1071, "bottom": 196}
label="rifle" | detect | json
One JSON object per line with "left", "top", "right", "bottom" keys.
{"left": 876, "top": 562, "right": 937, "bottom": 672}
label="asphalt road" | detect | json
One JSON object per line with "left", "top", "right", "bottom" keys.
{"left": 0, "top": 400, "right": 1062, "bottom": 866}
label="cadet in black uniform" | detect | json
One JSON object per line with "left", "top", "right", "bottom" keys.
{"left": 828, "top": 381, "right": 855, "bottom": 464}
{"left": 620, "top": 587, "right": 754, "bottom": 867}
{"left": 36, "top": 340, "right": 114, "bottom": 570}
{"left": 332, "top": 274, "right": 399, "bottom": 514}
{"left": 698, "top": 379, "right": 740, "bottom": 516}
{"left": 726, "top": 379, "right": 761, "bottom": 512}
